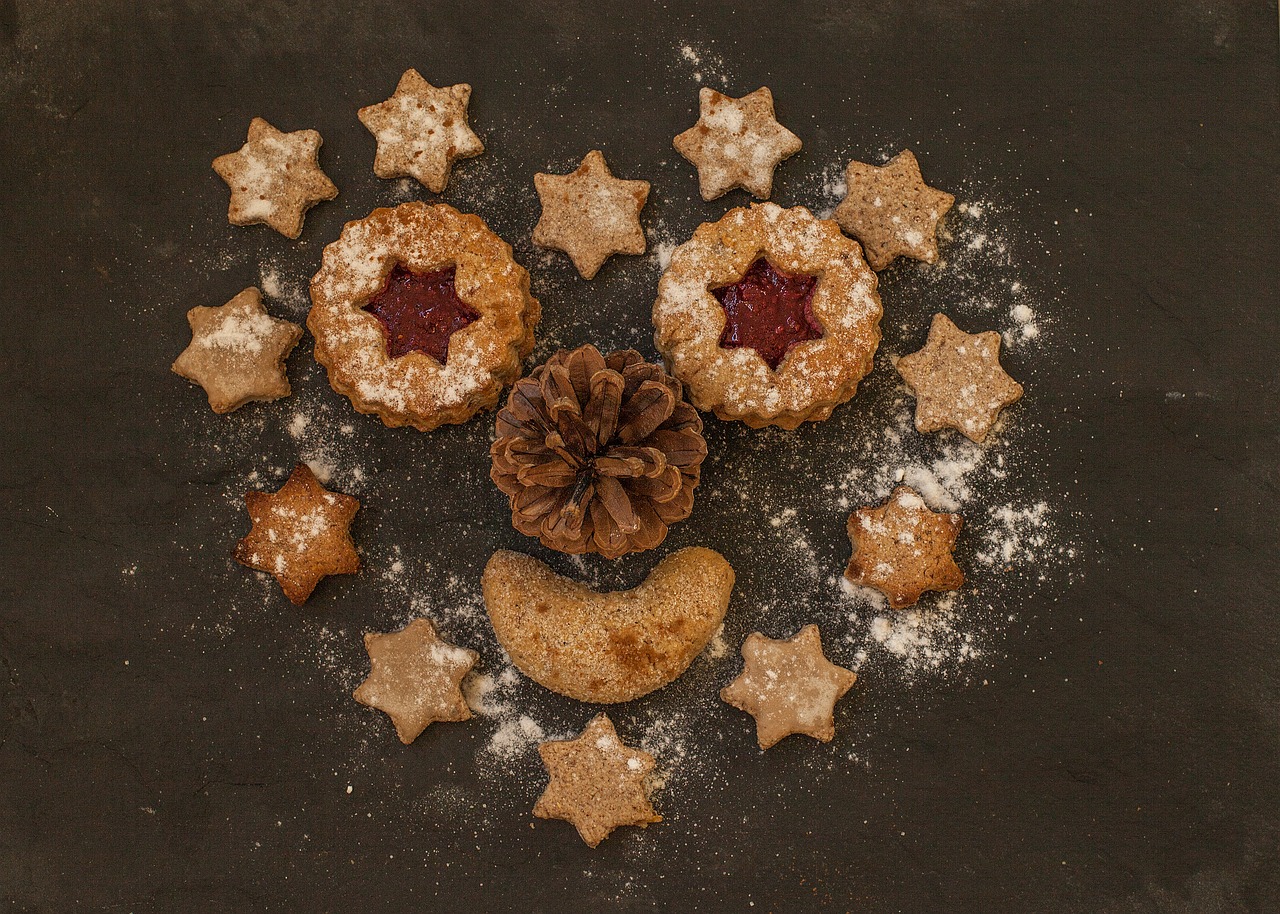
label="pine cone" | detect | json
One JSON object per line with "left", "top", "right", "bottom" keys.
{"left": 491, "top": 344, "right": 707, "bottom": 559}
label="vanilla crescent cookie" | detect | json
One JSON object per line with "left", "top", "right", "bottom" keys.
{"left": 308, "top": 202, "right": 540, "bottom": 431}
{"left": 652, "top": 203, "right": 883, "bottom": 429}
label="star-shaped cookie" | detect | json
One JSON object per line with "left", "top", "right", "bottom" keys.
{"left": 212, "top": 117, "right": 338, "bottom": 239}
{"left": 720, "top": 625, "right": 857, "bottom": 750}
{"left": 353, "top": 618, "right": 478, "bottom": 744}
{"left": 232, "top": 463, "right": 360, "bottom": 605}
{"left": 845, "top": 486, "right": 964, "bottom": 609}
{"left": 896, "top": 313, "right": 1024, "bottom": 443}
{"left": 673, "top": 87, "right": 802, "bottom": 201}
{"left": 532, "top": 150, "right": 650, "bottom": 279}
{"left": 171, "top": 287, "right": 303, "bottom": 414}
{"left": 533, "top": 714, "right": 660, "bottom": 847}
{"left": 358, "top": 68, "right": 484, "bottom": 193}
{"left": 833, "top": 149, "right": 955, "bottom": 270}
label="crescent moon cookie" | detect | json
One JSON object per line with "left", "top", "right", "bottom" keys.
{"left": 308, "top": 202, "right": 540, "bottom": 431}
{"left": 652, "top": 203, "right": 882, "bottom": 430}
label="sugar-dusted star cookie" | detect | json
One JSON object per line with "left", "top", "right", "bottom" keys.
{"left": 358, "top": 68, "right": 484, "bottom": 193}
{"left": 896, "top": 313, "right": 1024, "bottom": 443}
{"left": 532, "top": 150, "right": 650, "bottom": 279}
{"left": 171, "top": 287, "right": 303, "bottom": 414}
{"left": 833, "top": 149, "right": 955, "bottom": 270}
{"left": 212, "top": 117, "right": 338, "bottom": 239}
{"left": 232, "top": 463, "right": 360, "bottom": 605}
{"left": 353, "top": 618, "right": 478, "bottom": 744}
{"left": 720, "top": 625, "right": 857, "bottom": 750}
{"left": 845, "top": 486, "right": 964, "bottom": 610}
{"left": 533, "top": 714, "right": 660, "bottom": 847}
{"left": 673, "top": 87, "right": 802, "bottom": 201}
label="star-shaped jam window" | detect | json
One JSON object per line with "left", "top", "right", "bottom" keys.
{"left": 361, "top": 264, "right": 480, "bottom": 363}
{"left": 533, "top": 714, "right": 660, "bottom": 847}
{"left": 232, "top": 463, "right": 360, "bottom": 605}
{"left": 171, "top": 287, "right": 302, "bottom": 413}
{"left": 833, "top": 149, "right": 955, "bottom": 270}
{"left": 532, "top": 150, "right": 650, "bottom": 279}
{"left": 358, "top": 68, "right": 484, "bottom": 193}
{"left": 353, "top": 618, "right": 478, "bottom": 744}
{"left": 720, "top": 625, "right": 857, "bottom": 750}
{"left": 896, "top": 313, "right": 1024, "bottom": 443}
{"left": 673, "top": 87, "right": 802, "bottom": 200}
{"left": 844, "top": 486, "right": 964, "bottom": 610}
{"left": 212, "top": 117, "right": 338, "bottom": 239}
{"left": 713, "top": 258, "right": 823, "bottom": 370}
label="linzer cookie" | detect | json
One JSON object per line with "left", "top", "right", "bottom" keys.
{"left": 845, "top": 486, "right": 964, "bottom": 609}
{"left": 833, "top": 149, "right": 954, "bottom": 270}
{"left": 896, "top": 313, "right": 1024, "bottom": 443}
{"left": 720, "top": 624, "right": 857, "bottom": 750}
{"left": 171, "top": 287, "right": 302, "bottom": 413}
{"left": 652, "top": 202, "right": 882, "bottom": 429}
{"left": 358, "top": 68, "right": 484, "bottom": 193}
{"left": 674, "top": 87, "right": 801, "bottom": 200}
{"left": 233, "top": 463, "right": 360, "bottom": 605}
{"left": 533, "top": 714, "right": 660, "bottom": 847}
{"left": 212, "top": 117, "right": 338, "bottom": 239}
{"left": 532, "top": 150, "right": 649, "bottom": 279}
{"left": 307, "top": 202, "right": 540, "bottom": 431}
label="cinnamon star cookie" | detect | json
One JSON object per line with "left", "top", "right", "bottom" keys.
{"left": 833, "top": 149, "right": 954, "bottom": 270}
{"left": 212, "top": 117, "right": 338, "bottom": 239}
{"left": 532, "top": 150, "right": 649, "bottom": 279}
{"left": 845, "top": 486, "right": 964, "bottom": 609}
{"left": 673, "top": 87, "right": 801, "bottom": 200}
{"left": 172, "top": 287, "right": 302, "bottom": 413}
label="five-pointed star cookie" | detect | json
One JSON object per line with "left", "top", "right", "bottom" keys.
{"left": 833, "top": 149, "right": 955, "bottom": 270}
{"left": 358, "top": 68, "right": 484, "bottom": 193}
{"left": 212, "top": 117, "right": 338, "bottom": 239}
{"left": 353, "top": 618, "right": 478, "bottom": 744}
{"left": 845, "top": 486, "right": 964, "bottom": 609}
{"left": 233, "top": 463, "right": 360, "bottom": 605}
{"left": 896, "top": 313, "right": 1024, "bottom": 443}
{"left": 532, "top": 150, "right": 650, "bottom": 279}
{"left": 171, "top": 287, "right": 303, "bottom": 414}
{"left": 533, "top": 714, "right": 660, "bottom": 847}
{"left": 673, "top": 87, "right": 802, "bottom": 201}
{"left": 720, "top": 625, "right": 857, "bottom": 750}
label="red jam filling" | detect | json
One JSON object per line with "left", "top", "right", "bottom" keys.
{"left": 362, "top": 264, "right": 479, "bottom": 363}
{"left": 712, "top": 258, "right": 822, "bottom": 370}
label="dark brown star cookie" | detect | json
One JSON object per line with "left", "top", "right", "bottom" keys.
{"left": 833, "top": 149, "right": 954, "bottom": 270}
{"left": 844, "top": 486, "right": 964, "bottom": 609}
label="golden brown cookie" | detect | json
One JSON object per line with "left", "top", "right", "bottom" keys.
{"left": 896, "top": 313, "right": 1024, "bottom": 443}
{"left": 673, "top": 87, "right": 801, "bottom": 200}
{"left": 845, "top": 486, "right": 964, "bottom": 609}
{"left": 482, "top": 547, "right": 733, "bottom": 704}
{"left": 833, "top": 149, "right": 954, "bottom": 270}
{"left": 307, "top": 202, "right": 540, "bottom": 431}
{"left": 353, "top": 618, "right": 478, "bottom": 744}
{"left": 233, "top": 463, "right": 360, "bottom": 605}
{"left": 212, "top": 117, "right": 338, "bottom": 239}
{"left": 720, "top": 624, "right": 857, "bottom": 750}
{"left": 358, "top": 68, "right": 484, "bottom": 193}
{"left": 533, "top": 713, "right": 660, "bottom": 847}
{"left": 652, "top": 202, "right": 882, "bottom": 429}
{"left": 171, "top": 287, "right": 302, "bottom": 413}
{"left": 532, "top": 150, "right": 649, "bottom": 279}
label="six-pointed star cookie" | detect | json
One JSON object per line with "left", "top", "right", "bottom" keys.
{"left": 212, "top": 117, "right": 338, "bottom": 239}
{"left": 673, "top": 87, "right": 802, "bottom": 200}
{"left": 232, "top": 463, "right": 360, "bottom": 605}
{"left": 353, "top": 618, "right": 478, "bottom": 744}
{"left": 532, "top": 150, "right": 650, "bottom": 279}
{"left": 358, "top": 68, "right": 484, "bottom": 193}
{"left": 171, "top": 287, "right": 303, "bottom": 413}
{"left": 833, "top": 149, "right": 955, "bottom": 270}
{"left": 533, "top": 714, "right": 661, "bottom": 847}
{"left": 845, "top": 486, "right": 964, "bottom": 609}
{"left": 721, "top": 624, "right": 857, "bottom": 750}
{"left": 896, "top": 313, "right": 1024, "bottom": 443}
